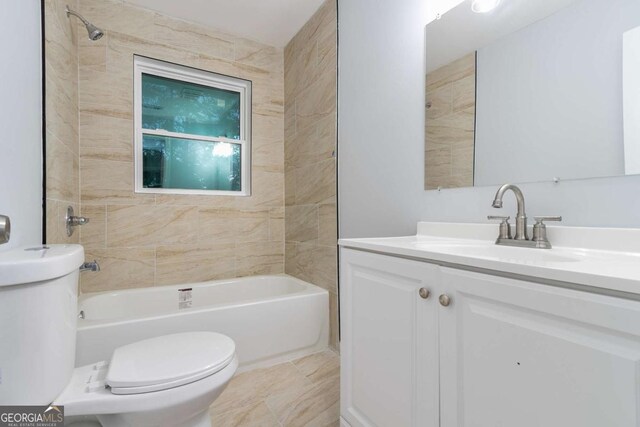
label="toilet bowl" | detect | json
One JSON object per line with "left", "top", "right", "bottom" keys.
{"left": 55, "top": 332, "right": 237, "bottom": 427}
{"left": 0, "top": 245, "right": 237, "bottom": 427}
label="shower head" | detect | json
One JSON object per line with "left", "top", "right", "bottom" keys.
{"left": 66, "top": 6, "right": 104, "bottom": 41}
{"left": 85, "top": 22, "right": 105, "bottom": 41}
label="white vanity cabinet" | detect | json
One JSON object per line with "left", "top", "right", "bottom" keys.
{"left": 340, "top": 249, "right": 440, "bottom": 427}
{"left": 340, "top": 248, "right": 640, "bottom": 427}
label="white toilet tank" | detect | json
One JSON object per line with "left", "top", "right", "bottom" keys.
{"left": 0, "top": 245, "right": 84, "bottom": 404}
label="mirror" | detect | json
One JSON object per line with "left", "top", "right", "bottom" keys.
{"left": 424, "top": 0, "right": 640, "bottom": 190}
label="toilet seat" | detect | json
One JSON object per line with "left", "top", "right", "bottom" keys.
{"left": 106, "top": 332, "right": 235, "bottom": 395}
{"left": 54, "top": 332, "right": 238, "bottom": 420}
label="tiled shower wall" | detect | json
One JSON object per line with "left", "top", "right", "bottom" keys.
{"left": 44, "top": 0, "right": 80, "bottom": 244}
{"left": 284, "top": 0, "right": 339, "bottom": 350}
{"left": 44, "top": 0, "right": 286, "bottom": 293}
{"left": 425, "top": 52, "right": 476, "bottom": 190}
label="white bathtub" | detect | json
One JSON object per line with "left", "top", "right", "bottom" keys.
{"left": 76, "top": 275, "right": 329, "bottom": 371}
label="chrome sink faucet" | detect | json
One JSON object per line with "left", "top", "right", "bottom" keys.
{"left": 492, "top": 184, "right": 528, "bottom": 240}
{"left": 489, "top": 183, "right": 562, "bottom": 249}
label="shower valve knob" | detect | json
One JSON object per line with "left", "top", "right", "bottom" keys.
{"left": 66, "top": 206, "right": 90, "bottom": 237}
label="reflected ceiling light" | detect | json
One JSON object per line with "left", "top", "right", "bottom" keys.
{"left": 471, "top": 0, "right": 501, "bottom": 13}
{"left": 212, "top": 142, "right": 233, "bottom": 158}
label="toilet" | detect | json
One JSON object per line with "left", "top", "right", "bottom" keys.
{"left": 0, "top": 244, "right": 237, "bottom": 427}
{"left": 55, "top": 331, "right": 237, "bottom": 427}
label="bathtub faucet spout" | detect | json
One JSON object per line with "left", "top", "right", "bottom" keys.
{"left": 80, "top": 260, "right": 100, "bottom": 272}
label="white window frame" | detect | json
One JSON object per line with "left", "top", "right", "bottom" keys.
{"left": 133, "top": 55, "right": 252, "bottom": 196}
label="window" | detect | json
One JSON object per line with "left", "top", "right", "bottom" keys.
{"left": 134, "top": 56, "right": 251, "bottom": 196}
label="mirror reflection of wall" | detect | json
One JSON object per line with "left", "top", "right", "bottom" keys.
{"left": 425, "top": 0, "right": 640, "bottom": 190}
{"left": 624, "top": 25, "right": 640, "bottom": 175}
{"left": 425, "top": 53, "right": 476, "bottom": 190}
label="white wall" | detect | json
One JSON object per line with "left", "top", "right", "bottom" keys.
{"left": 339, "top": 0, "right": 640, "bottom": 236}
{"left": 475, "top": 0, "right": 639, "bottom": 186}
{"left": 0, "top": 1, "right": 42, "bottom": 250}
{"left": 338, "top": 0, "right": 429, "bottom": 238}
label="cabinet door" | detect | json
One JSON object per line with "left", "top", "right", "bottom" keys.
{"left": 439, "top": 267, "right": 640, "bottom": 427}
{"left": 340, "top": 249, "right": 439, "bottom": 427}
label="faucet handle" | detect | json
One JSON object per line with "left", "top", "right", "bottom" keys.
{"left": 533, "top": 216, "right": 562, "bottom": 224}
{"left": 487, "top": 216, "right": 512, "bottom": 240}
{"left": 66, "top": 206, "right": 90, "bottom": 237}
{"left": 532, "top": 216, "right": 562, "bottom": 248}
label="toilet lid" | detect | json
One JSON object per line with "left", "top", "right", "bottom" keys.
{"left": 106, "top": 331, "right": 235, "bottom": 395}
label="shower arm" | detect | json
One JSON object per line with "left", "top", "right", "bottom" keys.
{"left": 65, "top": 6, "right": 91, "bottom": 26}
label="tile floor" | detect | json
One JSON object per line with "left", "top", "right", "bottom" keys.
{"left": 209, "top": 350, "right": 340, "bottom": 427}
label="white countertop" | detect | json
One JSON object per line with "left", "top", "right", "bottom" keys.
{"left": 339, "top": 222, "right": 640, "bottom": 296}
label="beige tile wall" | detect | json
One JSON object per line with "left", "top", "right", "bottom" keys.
{"left": 74, "top": 0, "right": 285, "bottom": 292}
{"left": 425, "top": 52, "right": 476, "bottom": 190}
{"left": 284, "top": 0, "right": 339, "bottom": 350}
{"left": 45, "top": 0, "right": 80, "bottom": 244}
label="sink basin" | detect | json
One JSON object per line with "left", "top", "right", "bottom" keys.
{"left": 414, "top": 242, "right": 582, "bottom": 264}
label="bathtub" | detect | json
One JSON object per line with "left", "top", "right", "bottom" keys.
{"left": 75, "top": 275, "right": 329, "bottom": 371}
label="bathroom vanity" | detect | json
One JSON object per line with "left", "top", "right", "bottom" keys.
{"left": 339, "top": 222, "right": 640, "bottom": 427}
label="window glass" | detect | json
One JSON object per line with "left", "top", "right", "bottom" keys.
{"left": 142, "top": 135, "right": 242, "bottom": 191}
{"left": 141, "top": 73, "right": 241, "bottom": 139}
